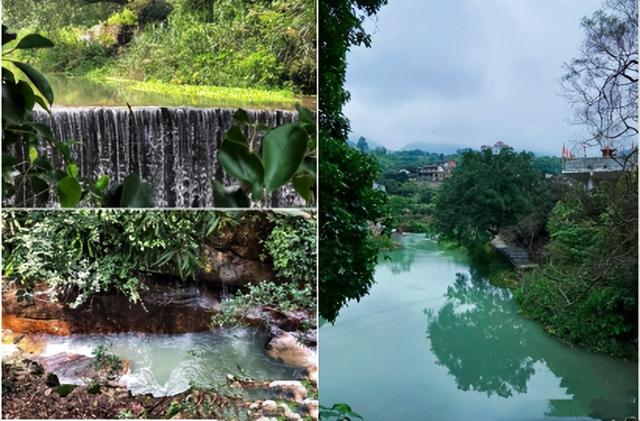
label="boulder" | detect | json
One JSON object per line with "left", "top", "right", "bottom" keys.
{"left": 269, "top": 381, "right": 307, "bottom": 403}
{"left": 17, "top": 335, "right": 46, "bottom": 355}
{"left": 200, "top": 249, "right": 274, "bottom": 287}
{"left": 265, "top": 328, "right": 317, "bottom": 382}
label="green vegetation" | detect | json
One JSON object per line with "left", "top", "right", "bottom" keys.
{"left": 432, "top": 148, "right": 558, "bottom": 251}
{"left": 320, "top": 403, "right": 364, "bottom": 420}
{"left": 211, "top": 281, "right": 315, "bottom": 328}
{"left": 319, "top": 0, "right": 388, "bottom": 323}
{"left": 94, "top": 76, "right": 299, "bottom": 105}
{"left": 214, "top": 107, "right": 316, "bottom": 207}
{"left": 91, "top": 344, "right": 124, "bottom": 376}
{"left": 3, "top": 210, "right": 316, "bottom": 312}
{"left": 3, "top": 210, "right": 225, "bottom": 307}
{"left": 263, "top": 212, "right": 317, "bottom": 283}
{"left": 4, "top": 0, "right": 315, "bottom": 94}
{"left": 516, "top": 175, "right": 638, "bottom": 359}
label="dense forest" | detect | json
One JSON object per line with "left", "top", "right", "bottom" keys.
{"left": 4, "top": 0, "right": 316, "bottom": 94}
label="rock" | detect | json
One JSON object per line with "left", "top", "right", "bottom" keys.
{"left": 278, "top": 402, "right": 302, "bottom": 420}
{"left": 265, "top": 328, "right": 318, "bottom": 382}
{"left": 301, "top": 399, "right": 319, "bottom": 420}
{"left": 269, "top": 381, "right": 307, "bottom": 403}
{"left": 261, "top": 400, "right": 278, "bottom": 416}
{"left": 85, "top": 23, "right": 134, "bottom": 47}
{"left": 17, "top": 335, "right": 46, "bottom": 355}
{"left": 201, "top": 249, "right": 274, "bottom": 287}
{"left": 2, "top": 329, "right": 17, "bottom": 344}
{"left": 44, "top": 372, "right": 60, "bottom": 386}
{"left": 38, "top": 353, "right": 95, "bottom": 380}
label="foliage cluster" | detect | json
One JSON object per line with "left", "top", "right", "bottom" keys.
{"left": 431, "top": 148, "right": 559, "bottom": 252}
{"left": 214, "top": 107, "right": 316, "bottom": 207}
{"left": 211, "top": 281, "right": 315, "bottom": 328}
{"left": 3, "top": 210, "right": 224, "bottom": 307}
{"left": 91, "top": 344, "right": 124, "bottom": 377}
{"left": 4, "top": 0, "right": 316, "bottom": 93}
{"left": 318, "top": 0, "right": 388, "bottom": 323}
{"left": 263, "top": 212, "right": 317, "bottom": 283}
{"left": 516, "top": 174, "right": 638, "bottom": 359}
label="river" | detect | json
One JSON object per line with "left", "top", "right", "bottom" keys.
{"left": 319, "top": 233, "right": 637, "bottom": 420}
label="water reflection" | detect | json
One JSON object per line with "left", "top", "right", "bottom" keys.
{"left": 426, "top": 272, "right": 535, "bottom": 398}
{"left": 426, "top": 271, "right": 637, "bottom": 419}
{"left": 47, "top": 74, "right": 311, "bottom": 110}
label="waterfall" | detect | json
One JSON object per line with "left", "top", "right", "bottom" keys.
{"left": 17, "top": 106, "right": 303, "bottom": 208}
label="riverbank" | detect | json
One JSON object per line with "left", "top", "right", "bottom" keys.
{"left": 2, "top": 356, "right": 317, "bottom": 419}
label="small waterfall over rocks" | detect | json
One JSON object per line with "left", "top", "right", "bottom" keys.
{"left": 20, "top": 106, "right": 303, "bottom": 208}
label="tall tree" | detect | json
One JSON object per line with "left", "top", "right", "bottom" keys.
{"left": 319, "top": 0, "right": 387, "bottom": 322}
{"left": 561, "top": 0, "right": 638, "bottom": 152}
{"left": 432, "top": 148, "right": 551, "bottom": 250}
{"left": 356, "top": 136, "right": 369, "bottom": 152}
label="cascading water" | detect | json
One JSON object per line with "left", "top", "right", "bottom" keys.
{"left": 14, "top": 106, "right": 304, "bottom": 208}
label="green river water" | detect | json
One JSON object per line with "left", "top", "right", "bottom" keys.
{"left": 319, "top": 233, "right": 637, "bottom": 421}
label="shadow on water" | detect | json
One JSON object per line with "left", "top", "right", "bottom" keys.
{"left": 426, "top": 271, "right": 638, "bottom": 419}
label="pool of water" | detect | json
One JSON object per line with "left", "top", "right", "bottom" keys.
{"left": 46, "top": 74, "right": 315, "bottom": 110}
{"left": 31, "top": 328, "right": 297, "bottom": 397}
{"left": 319, "top": 234, "right": 638, "bottom": 421}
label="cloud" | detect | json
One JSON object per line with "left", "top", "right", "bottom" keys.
{"left": 343, "top": 0, "right": 603, "bottom": 155}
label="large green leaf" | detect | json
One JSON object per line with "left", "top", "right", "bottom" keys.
{"left": 13, "top": 61, "right": 54, "bottom": 104}
{"left": 29, "top": 175, "right": 49, "bottom": 205}
{"left": 218, "top": 138, "right": 264, "bottom": 195}
{"left": 57, "top": 176, "right": 82, "bottom": 208}
{"left": 119, "top": 174, "right": 153, "bottom": 207}
{"left": 2, "top": 81, "right": 27, "bottom": 124}
{"left": 212, "top": 180, "right": 250, "bottom": 208}
{"left": 262, "top": 123, "right": 308, "bottom": 192}
{"left": 14, "top": 34, "right": 54, "bottom": 50}
{"left": 292, "top": 172, "right": 314, "bottom": 205}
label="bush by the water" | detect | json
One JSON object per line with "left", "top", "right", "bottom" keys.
{"left": 4, "top": 0, "right": 315, "bottom": 93}
{"left": 515, "top": 175, "right": 638, "bottom": 359}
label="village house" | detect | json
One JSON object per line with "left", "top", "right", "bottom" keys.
{"left": 416, "top": 159, "right": 457, "bottom": 182}
{"left": 562, "top": 146, "right": 638, "bottom": 190}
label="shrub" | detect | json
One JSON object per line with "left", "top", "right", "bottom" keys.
{"left": 263, "top": 213, "right": 316, "bottom": 283}
{"left": 106, "top": 8, "right": 138, "bottom": 26}
{"left": 3, "top": 211, "right": 225, "bottom": 307}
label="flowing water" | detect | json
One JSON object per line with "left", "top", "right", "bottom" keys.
{"left": 319, "top": 234, "right": 638, "bottom": 421}
{"left": 12, "top": 106, "right": 303, "bottom": 207}
{"left": 21, "top": 329, "right": 297, "bottom": 397}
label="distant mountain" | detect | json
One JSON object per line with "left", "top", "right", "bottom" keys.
{"left": 399, "top": 142, "right": 467, "bottom": 154}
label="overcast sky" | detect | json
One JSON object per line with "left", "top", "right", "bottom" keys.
{"left": 344, "top": 0, "right": 603, "bottom": 155}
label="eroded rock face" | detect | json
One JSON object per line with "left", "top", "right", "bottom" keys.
{"left": 201, "top": 249, "right": 274, "bottom": 287}
{"left": 2, "top": 280, "right": 220, "bottom": 335}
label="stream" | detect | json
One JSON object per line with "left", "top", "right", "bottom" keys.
{"left": 319, "top": 233, "right": 638, "bottom": 420}
{"left": 4, "top": 328, "right": 297, "bottom": 397}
